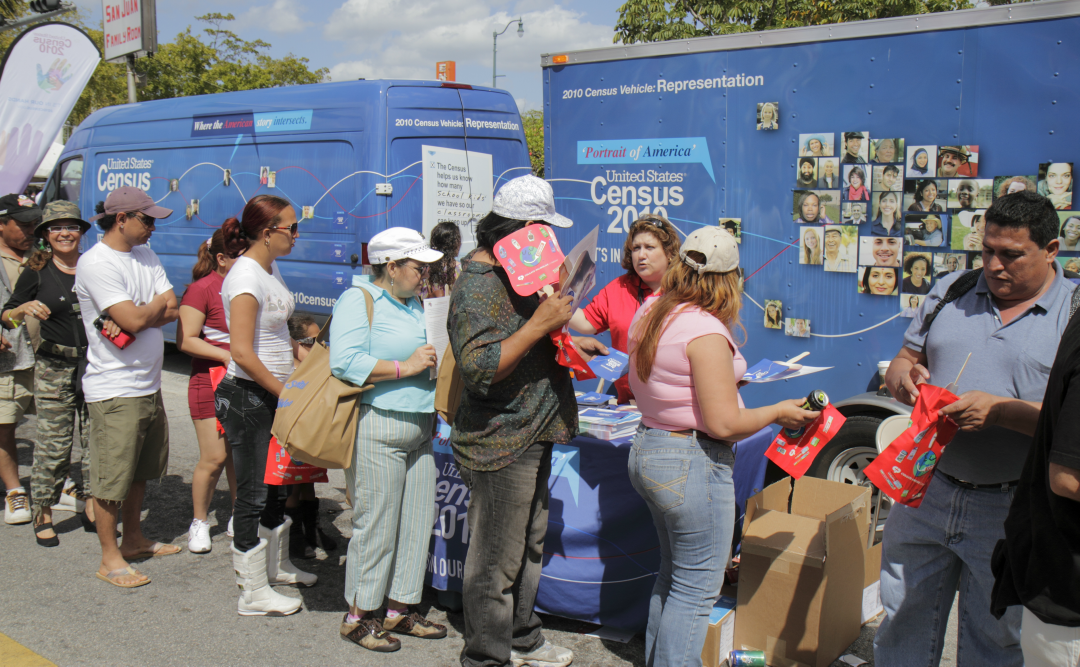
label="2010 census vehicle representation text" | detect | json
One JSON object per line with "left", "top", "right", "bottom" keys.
{"left": 542, "top": 0, "right": 1080, "bottom": 494}
{"left": 38, "top": 78, "right": 531, "bottom": 335}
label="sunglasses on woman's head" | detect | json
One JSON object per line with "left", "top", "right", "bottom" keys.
{"left": 638, "top": 216, "right": 667, "bottom": 229}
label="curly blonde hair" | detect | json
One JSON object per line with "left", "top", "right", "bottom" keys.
{"left": 621, "top": 214, "right": 680, "bottom": 274}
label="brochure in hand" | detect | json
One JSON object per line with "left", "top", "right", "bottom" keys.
{"left": 576, "top": 391, "right": 613, "bottom": 406}
{"left": 742, "top": 358, "right": 832, "bottom": 383}
{"left": 588, "top": 349, "right": 630, "bottom": 382}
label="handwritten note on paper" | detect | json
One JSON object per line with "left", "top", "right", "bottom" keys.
{"left": 424, "top": 296, "right": 451, "bottom": 380}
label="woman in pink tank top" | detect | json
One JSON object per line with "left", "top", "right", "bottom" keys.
{"left": 627, "top": 227, "right": 818, "bottom": 666}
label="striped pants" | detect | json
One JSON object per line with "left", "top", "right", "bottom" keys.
{"left": 344, "top": 404, "right": 436, "bottom": 611}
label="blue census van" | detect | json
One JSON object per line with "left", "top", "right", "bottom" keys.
{"left": 542, "top": 1, "right": 1080, "bottom": 487}
{"left": 38, "top": 79, "right": 532, "bottom": 338}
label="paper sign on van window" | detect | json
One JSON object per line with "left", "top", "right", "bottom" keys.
{"left": 191, "top": 110, "right": 313, "bottom": 137}
{"left": 493, "top": 225, "right": 565, "bottom": 296}
{"left": 422, "top": 145, "right": 493, "bottom": 255}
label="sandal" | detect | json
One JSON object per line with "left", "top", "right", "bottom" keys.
{"left": 34, "top": 521, "right": 59, "bottom": 548}
{"left": 340, "top": 614, "right": 401, "bottom": 652}
{"left": 383, "top": 609, "right": 448, "bottom": 639}
{"left": 123, "top": 542, "right": 182, "bottom": 560}
{"left": 95, "top": 565, "right": 150, "bottom": 588}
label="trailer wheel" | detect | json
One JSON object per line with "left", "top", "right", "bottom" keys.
{"left": 806, "top": 414, "right": 892, "bottom": 529}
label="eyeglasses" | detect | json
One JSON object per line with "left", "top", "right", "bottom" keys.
{"left": 47, "top": 225, "right": 82, "bottom": 234}
{"left": 297, "top": 336, "right": 316, "bottom": 349}
{"left": 403, "top": 262, "right": 430, "bottom": 277}
{"left": 272, "top": 223, "right": 299, "bottom": 235}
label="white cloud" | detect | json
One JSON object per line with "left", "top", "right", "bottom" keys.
{"left": 323, "top": 1, "right": 611, "bottom": 83}
{"left": 236, "top": 0, "right": 312, "bottom": 35}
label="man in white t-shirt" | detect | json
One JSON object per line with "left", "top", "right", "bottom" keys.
{"left": 76, "top": 187, "right": 180, "bottom": 589}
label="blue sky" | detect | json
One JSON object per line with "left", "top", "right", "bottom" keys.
{"left": 73, "top": 0, "right": 627, "bottom": 111}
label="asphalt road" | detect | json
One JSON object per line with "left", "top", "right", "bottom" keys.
{"left": 0, "top": 349, "right": 956, "bottom": 667}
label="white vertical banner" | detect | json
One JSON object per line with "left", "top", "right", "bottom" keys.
{"left": 0, "top": 23, "right": 100, "bottom": 196}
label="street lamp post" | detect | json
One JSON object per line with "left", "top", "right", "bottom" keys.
{"left": 492, "top": 17, "right": 523, "bottom": 88}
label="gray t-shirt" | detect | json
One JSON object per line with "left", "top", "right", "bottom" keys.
{"left": 903, "top": 265, "right": 1076, "bottom": 484}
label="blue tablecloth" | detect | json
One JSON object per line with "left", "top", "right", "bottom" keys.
{"left": 426, "top": 421, "right": 773, "bottom": 632}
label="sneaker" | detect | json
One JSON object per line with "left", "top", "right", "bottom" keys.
{"left": 50, "top": 479, "right": 86, "bottom": 513}
{"left": 188, "top": 518, "right": 212, "bottom": 554}
{"left": 4, "top": 488, "right": 31, "bottom": 525}
{"left": 511, "top": 640, "right": 573, "bottom": 667}
{"left": 382, "top": 609, "right": 447, "bottom": 639}
{"left": 341, "top": 613, "right": 400, "bottom": 652}
{"left": 227, "top": 516, "right": 234, "bottom": 538}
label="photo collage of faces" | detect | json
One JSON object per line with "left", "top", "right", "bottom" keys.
{"left": 780, "top": 132, "right": 1080, "bottom": 328}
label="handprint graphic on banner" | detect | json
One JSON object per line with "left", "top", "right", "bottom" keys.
{"left": 36, "top": 58, "right": 73, "bottom": 92}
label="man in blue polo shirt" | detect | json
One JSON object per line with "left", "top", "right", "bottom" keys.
{"left": 877, "top": 191, "right": 1074, "bottom": 666}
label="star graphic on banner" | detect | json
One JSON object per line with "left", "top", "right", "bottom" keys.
{"left": 550, "top": 443, "right": 581, "bottom": 506}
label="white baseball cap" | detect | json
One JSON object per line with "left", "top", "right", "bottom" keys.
{"left": 491, "top": 175, "right": 572, "bottom": 228}
{"left": 680, "top": 227, "right": 740, "bottom": 274}
{"left": 368, "top": 227, "right": 443, "bottom": 264}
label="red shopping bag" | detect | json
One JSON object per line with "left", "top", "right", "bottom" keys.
{"left": 209, "top": 366, "right": 227, "bottom": 436}
{"left": 264, "top": 437, "right": 329, "bottom": 485}
{"left": 550, "top": 329, "right": 597, "bottom": 380}
{"left": 765, "top": 404, "right": 847, "bottom": 479}
{"left": 863, "top": 384, "right": 960, "bottom": 508}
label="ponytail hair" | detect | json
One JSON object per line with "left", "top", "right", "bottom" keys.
{"left": 191, "top": 228, "right": 232, "bottom": 282}
{"left": 631, "top": 252, "right": 744, "bottom": 384}
{"left": 221, "top": 194, "right": 292, "bottom": 257}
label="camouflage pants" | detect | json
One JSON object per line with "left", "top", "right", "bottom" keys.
{"left": 30, "top": 354, "right": 89, "bottom": 521}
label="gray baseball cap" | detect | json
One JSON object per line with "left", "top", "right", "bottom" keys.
{"left": 680, "top": 226, "right": 740, "bottom": 274}
{"left": 491, "top": 175, "right": 572, "bottom": 228}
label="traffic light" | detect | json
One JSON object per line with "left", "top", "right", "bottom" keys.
{"left": 29, "top": 0, "right": 62, "bottom": 12}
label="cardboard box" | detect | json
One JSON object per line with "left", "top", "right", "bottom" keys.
{"left": 862, "top": 541, "right": 884, "bottom": 625}
{"left": 734, "top": 476, "right": 871, "bottom": 667}
{"left": 701, "top": 596, "right": 737, "bottom": 667}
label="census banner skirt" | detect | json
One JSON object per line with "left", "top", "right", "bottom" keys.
{"left": 426, "top": 419, "right": 470, "bottom": 592}
{"left": 425, "top": 420, "right": 773, "bottom": 632}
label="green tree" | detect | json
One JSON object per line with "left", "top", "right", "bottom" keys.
{"left": 613, "top": 0, "right": 1038, "bottom": 44}
{"left": 63, "top": 13, "right": 329, "bottom": 129}
{"left": 521, "top": 109, "right": 544, "bottom": 178}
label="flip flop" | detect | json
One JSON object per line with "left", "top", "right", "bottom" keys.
{"left": 95, "top": 565, "right": 150, "bottom": 588}
{"left": 124, "top": 542, "right": 182, "bottom": 560}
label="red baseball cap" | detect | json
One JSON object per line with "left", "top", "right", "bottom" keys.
{"left": 89, "top": 187, "right": 173, "bottom": 221}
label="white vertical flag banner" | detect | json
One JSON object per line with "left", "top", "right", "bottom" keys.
{"left": 0, "top": 23, "right": 100, "bottom": 196}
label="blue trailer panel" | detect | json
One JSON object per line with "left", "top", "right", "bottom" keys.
{"left": 542, "top": 1, "right": 1080, "bottom": 409}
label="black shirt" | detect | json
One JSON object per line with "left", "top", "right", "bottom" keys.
{"left": 4, "top": 261, "right": 87, "bottom": 348}
{"left": 991, "top": 310, "right": 1080, "bottom": 626}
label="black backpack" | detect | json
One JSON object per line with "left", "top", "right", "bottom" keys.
{"left": 922, "top": 268, "right": 1080, "bottom": 330}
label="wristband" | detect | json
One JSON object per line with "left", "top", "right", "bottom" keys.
{"left": 394, "top": 360, "right": 401, "bottom": 379}
{"left": 8, "top": 318, "right": 21, "bottom": 328}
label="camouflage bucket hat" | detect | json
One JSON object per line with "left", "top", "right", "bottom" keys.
{"left": 35, "top": 200, "right": 91, "bottom": 238}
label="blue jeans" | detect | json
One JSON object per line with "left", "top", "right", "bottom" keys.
{"left": 214, "top": 377, "right": 282, "bottom": 553}
{"left": 628, "top": 427, "right": 736, "bottom": 667}
{"left": 874, "top": 471, "right": 1022, "bottom": 667}
{"left": 459, "top": 441, "right": 551, "bottom": 667}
